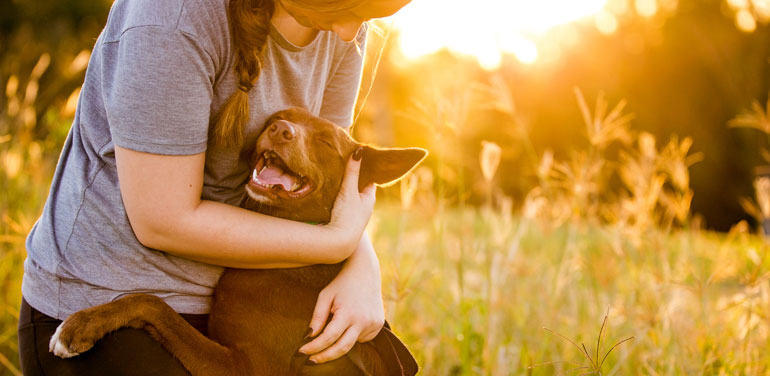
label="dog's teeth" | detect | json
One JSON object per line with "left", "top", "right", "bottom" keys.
{"left": 291, "top": 182, "right": 301, "bottom": 192}
{"left": 259, "top": 166, "right": 267, "bottom": 174}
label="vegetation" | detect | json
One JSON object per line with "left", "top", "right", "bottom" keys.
{"left": 5, "top": 72, "right": 770, "bottom": 373}
{"left": 4, "top": 0, "right": 770, "bottom": 374}
{"left": 367, "top": 88, "right": 770, "bottom": 374}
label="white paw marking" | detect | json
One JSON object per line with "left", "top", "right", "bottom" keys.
{"left": 49, "top": 322, "right": 80, "bottom": 358}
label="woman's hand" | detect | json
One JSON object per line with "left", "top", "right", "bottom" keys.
{"left": 324, "top": 147, "right": 377, "bottom": 261}
{"left": 298, "top": 233, "right": 385, "bottom": 363}
{"left": 325, "top": 148, "right": 376, "bottom": 260}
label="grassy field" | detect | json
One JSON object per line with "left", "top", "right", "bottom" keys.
{"left": 3, "top": 58, "right": 770, "bottom": 374}
{"left": 373, "top": 204, "right": 770, "bottom": 375}
{"left": 3, "top": 200, "right": 770, "bottom": 375}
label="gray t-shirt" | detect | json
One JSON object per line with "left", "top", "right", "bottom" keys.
{"left": 22, "top": 0, "right": 366, "bottom": 320}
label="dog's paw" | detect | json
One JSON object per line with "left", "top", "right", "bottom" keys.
{"left": 49, "top": 322, "right": 81, "bottom": 358}
{"left": 49, "top": 315, "right": 99, "bottom": 358}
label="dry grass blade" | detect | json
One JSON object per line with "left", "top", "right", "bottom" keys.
{"left": 575, "top": 87, "right": 594, "bottom": 134}
{"left": 599, "top": 336, "right": 635, "bottom": 368}
{"left": 543, "top": 327, "right": 587, "bottom": 355}
{"left": 0, "top": 351, "right": 21, "bottom": 376}
{"left": 472, "top": 74, "right": 515, "bottom": 116}
{"left": 574, "top": 87, "right": 634, "bottom": 149}
{"left": 755, "top": 177, "right": 770, "bottom": 218}
{"left": 596, "top": 307, "right": 609, "bottom": 368}
{"left": 594, "top": 91, "right": 608, "bottom": 131}
{"left": 582, "top": 343, "right": 596, "bottom": 368}
{"left": 729, "top": 97, "right": 770, "bottom": 133}
{"left": 528, "top": 360, "right": 587, "bottom": 369}
{"left": 604, "top": 98, "right": 627, "bottom": 125}
{"left": 0, "top": 235, "right": 26, "bottom": 244}
{"left": 568, "top": 365, "right": 593, "bottom": 373}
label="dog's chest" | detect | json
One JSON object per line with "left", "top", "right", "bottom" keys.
{"left": 213, "top": 263, "right": 345, "bottom": 305}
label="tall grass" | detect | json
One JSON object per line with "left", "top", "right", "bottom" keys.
{"left": 2, "top": 56, "right": 770, "bottom": 375}
{"left": 1, "top": 51, "right": 84, "bottom": 375}
{"left": 373, "top": 201, "right": 770, "bottom": 374}
{"left": 372, "top": 84, "right": 769, "bottom": 374}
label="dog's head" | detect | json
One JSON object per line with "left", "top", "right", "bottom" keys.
{"left": 244, "top": 107, "right": 427, "bottom": 223}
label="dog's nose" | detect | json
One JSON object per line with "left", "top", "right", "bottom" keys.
{"left": 268, "top": 120, "right": 296, "bottom": 143}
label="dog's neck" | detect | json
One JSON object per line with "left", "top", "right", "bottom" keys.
{"left": 241, "top": 196, "right": 333, "bottom": 224}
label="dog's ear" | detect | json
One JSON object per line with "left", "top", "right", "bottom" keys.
{"left": 358, "top": 146, "right": 428, "bottom": 191}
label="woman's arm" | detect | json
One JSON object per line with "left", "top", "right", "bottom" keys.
{"left": 115, "top": 145, "right": 375, "bottom": 268}
{"left": 298, "top": 230, "right": 385, "bottom": 363}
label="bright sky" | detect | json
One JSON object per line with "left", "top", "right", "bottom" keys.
{"left": 390, "top": 0, "right": 770, "bottom": 69}
{"left": 391, "top": 0, "right": 610, "bottom": 69}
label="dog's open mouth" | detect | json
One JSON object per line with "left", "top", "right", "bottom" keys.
{"left": 246, "top": 150, "right": 314, "bottom": 200}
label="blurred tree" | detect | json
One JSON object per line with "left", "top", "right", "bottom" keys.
{"left": 1, "top": 0, "right": 111, "bottom": 140}
{"left": 358, "top": 0, "right": 770, "bottom": 230}
{"left": 4, "top": 0, "right": 770, "bottom": 230}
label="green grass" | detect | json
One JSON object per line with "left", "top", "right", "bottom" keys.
{"left": 371, "top": 203, "right": 770, "bottom": 375}
{"left": 4, "top": 201, "right": 770, "bottom": 375}
{"left": 3, "top": 57, "right": 770, "bottom": 374}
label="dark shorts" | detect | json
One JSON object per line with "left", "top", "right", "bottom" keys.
{"left": 17, "top": 297, "right": 208, "bottom": 376}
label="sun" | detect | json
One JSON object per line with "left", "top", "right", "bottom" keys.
{"left": 390, "top": 0, "right": 610, "bottom": 69}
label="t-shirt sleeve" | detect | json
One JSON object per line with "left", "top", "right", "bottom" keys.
{"left": 319, "top": 24, "right": 368, "bottom": 129}
{"left": 102, "top": 26, "right": 215, "bottom": 155}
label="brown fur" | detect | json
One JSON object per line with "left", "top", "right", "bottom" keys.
{"left": 51, "top": 108, "right": 426, "bottom": 376}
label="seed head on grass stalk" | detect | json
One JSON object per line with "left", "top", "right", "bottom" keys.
{"left": 480, "top": 140, "right": 502, "bottom": 209}
{"left": 753, "top": 177, "right": 770, "bottom": 220}
{"left": 729, "top": 93, "right": 770, "bottom": 141}
{"left": 473, "top": 74, "right": 541, "bottom": 167}
{"left": 574, "top": 88, "right": 634, "bottom": 152}
{"left": 480, "top": 141, "right": 502, "bottom": 183}
{"left": 729, "top": 92, "right": 770, "bottom": 164}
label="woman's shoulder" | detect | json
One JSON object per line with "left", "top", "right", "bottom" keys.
{"left": 101, "top": 0, "right": 229, "bottom": 48}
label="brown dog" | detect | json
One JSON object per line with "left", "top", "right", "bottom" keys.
{"left": 49, "top": 107, "right": 426, "bottom": 375}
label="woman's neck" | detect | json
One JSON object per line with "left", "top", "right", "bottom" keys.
{"left": 270, "top": 3, "right": 319, "bottom": 47}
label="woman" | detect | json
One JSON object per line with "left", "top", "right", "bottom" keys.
{"left": 17, "top": 0, "right": 411, "bottom": 374}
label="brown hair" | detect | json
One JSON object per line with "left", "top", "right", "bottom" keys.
{"left": 212, "top": 0, "right": 276, "bottom": 147}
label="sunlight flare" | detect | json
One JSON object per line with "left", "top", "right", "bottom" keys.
{"left": 393, "top": 0, "right": 609, "bottom": 69}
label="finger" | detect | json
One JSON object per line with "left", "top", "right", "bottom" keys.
{"left": 359, "top": 183, "right": 376, "bottom": 206}
{"left": 358, "top": 324, "right": 382, "bottom": 343}
{"left": 340, "top": 148, "right": 363, "bottom": 194}
{"left": 308, "top": 292, "right": 333, "bottom": 338}
{"left": 299, "top": 314, "right": 348, "bottom": 355}
{"left": 309, "top": 326, "right": 362, "bottom": 364}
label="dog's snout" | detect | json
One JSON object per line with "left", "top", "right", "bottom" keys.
{"left": 269, "top": 120, "right": 296, "bottom": 143}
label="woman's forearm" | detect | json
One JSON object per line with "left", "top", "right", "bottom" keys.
{"left": 140, "top": 199, "right": 350, "bottom": 268}
{"left": 115, "top": 146, "right": 374, "bottom": 269}
{"left": 337, "top": 231, "right": 381, "bottom": 285}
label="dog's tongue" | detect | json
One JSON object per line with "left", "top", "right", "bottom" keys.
{"left": 257, "top": 166, "right": 296, "bottom": 191}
